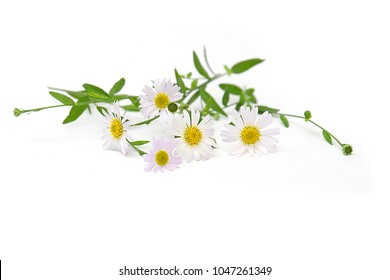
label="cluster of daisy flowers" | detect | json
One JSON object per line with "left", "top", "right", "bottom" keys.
{"left": 102, "top": 79, "right": 279, "bottom": 173}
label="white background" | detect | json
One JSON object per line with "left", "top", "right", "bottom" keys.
{"left": 0, "top": 0, "right": 388, "bottom": 279}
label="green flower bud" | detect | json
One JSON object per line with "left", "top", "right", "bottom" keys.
{"left": 14, "top": 108, "right": 22, "bottom": 117}
{"left": 168, "top": 102, "right": 178, "bottom": 113}
{"left": 342, "top": 144, "right": 353, "bottom": 155}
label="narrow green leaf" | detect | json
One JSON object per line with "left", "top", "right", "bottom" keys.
{"left": 257, "top": 105, "right": 280, "bottom": 114}
{"left": 322, "top": 130, "right": 333, "bottom": 145}
{"left": 126, "top": 139, "right": 147, "bottom": 156}
{"left": 127, "top": 96, "right": 140, "bottom": 107}
{"left": 83, "top": 83, "right": 111, "bottom": 100}
{"left": 96, "top": 106, "right": 108, "bottom": 116}
{"left": 187, "top": 90, "right": 201, "bottom": 105}
{"left": 193, "top": 51, "right": 210, "bottom": 79}
{"left": 231, "top": 58, "right": 265, "bottom": 74}
{"left": 245, "top": 88, "right": 255, "bottom": 96}
{"left": 280, "top": 114, "right": 289, "bottom": 128}
{"left": 304, "top": 110, "right": 312, "bottom": 122}
{"left": 63, "top": 102, "right": 88, "bottom": 124}
{"left": 109, "top": 78, "right": 125, "bottom": 96}
{"left": 222, "top": 91, "right": 230, "bottom": 107}
{"left": 248, "top": 95, "right": 257, "bottom": 104}
{"left": 235, "top": 91, "right": 246, "bottom": 111}
{"left": 200, "top": 89, "right": 227, "bottom": 117}
{"left": 66, "top": 90, "right": 87, "bottom": 99}
{"left": 121, "top": 105, "right": 140, "bottom": 112}
{"left": 49, "top": 91, "right": 75, "bottom": 105}
{"left": 186, "top": 72, "right": 192, "bottom": 78}
{"left": 219, "top": 83, "right": 242, "bottom": 95}
{"left": 174, "top": 69, "right": 186, "bottom": 93}
{"left": 191, "top": 79, "right": 198, "bottom": 90}
{"left": 130, "top": 140, "right": 150, "bottom": 146}
{"left": 224, "top": 65, "right": 232, "bottom": 76}
{"left": 203, "top": 99, "right": 212, "bottom": 115}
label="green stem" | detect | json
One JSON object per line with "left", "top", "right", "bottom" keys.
{"left": 130, "top": 115, "right": 159, "bottom": 126}
{"left": 181, "top": 72, "right": 227, "bottom": 102}
{"left": 275, "top": 112, "right": 343, "bottom": 147}
{"left": 126, "top": 139, "right": 147, "bottom": 156}
{"left": 14, "top": 101, "right": 96, "bottom": 116}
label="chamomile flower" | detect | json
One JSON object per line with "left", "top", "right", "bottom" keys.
{"left": 101, "top": 102, "right": 132, "bottom": 154}
{"left": 172, "top": 110, "right": 215, "bottom": 162}
{"left": 140, "top": 79, "right": 183, "bottom": 119}
{"left": 143, "top": 137, "right": 182, "bottom": 173}
{"left": 221, "top": 106, "right": 279, "bottom": 156}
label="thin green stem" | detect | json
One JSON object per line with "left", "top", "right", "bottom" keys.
{"left": 126, "top": 139, "right": 147, "bottom": 156}
{"left": 130, "top": 115, "right": 159, "bottom": 126}
{"left": 204, "top": 46, "right": 216, "bottom": 75}
{"left": 275, "top": 112, "right": 343, "bottom": 147}
{"left": 181, "top": 72, "right": 227, "bottom": 102}
{"left": 15, "top": 101, "right": 96, "bottom": 116}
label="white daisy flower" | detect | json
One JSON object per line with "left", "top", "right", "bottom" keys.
{"left": 101, "top": 102, "right": 132, "bottom": 154}
{"left": 143, "top": 137, "right": 182, "bottom": 173}
{"left": 221, "top": 106, "right": 279, "bottom": 156}
{"left": 172, "top": 109, "right": 215, "bottom": 162}
{"left": 140, "top": 79, "right": 183, "bottom": 119}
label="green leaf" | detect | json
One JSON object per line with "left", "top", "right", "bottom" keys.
{"left": 121, "top": 105, "right": 140, "bottom": 112}
{"left": 193, "top": 51, "right": 210, "bottom": 79}
{"left": 174, "top": 69, "right": 186, "bottom": 93}
{"left": 66, "top": 90, "right": 87, "bottom": 99}
{"left": 235, "top": 91, "right": 246, "bottom": 111}
{"left": 63, "top": 100, "right": 88, "bottom": 124}
{"left": 222, "top": 91, "right": 230, "bottom": 107}
{"left": 219, "top": 83, "right": 242, "bottom": 95}
{"left": 187, "top": 90, "right": 200, "bottom": 105}
{"left": 224, "top": 65, "right": 232, "bottom": 76}
{"left": 203, "top": 99, "right": 212, "bottom": 115}
{"left": 304, "top": 110, "right": 312, "bottom": 122}
{"left": 322, "top": 130, "right": 333, "bottom": 145}
{"left": 49, "top": 91, "right": 75, "bottom": 105}
{"left": 231, "top": 58, "right": 265, "bottom": 74}
{"left": 280, "top": 114, "right": 289, "bottom": 128}
{"left": 191, "top": 79, "right": 198, "bottom": 90}
{"left": 200, "top": 89, "right": 227, "bottom": 117}
{"left": 127, "top": 95, "right": 140, "bottom": 106}
{"left": 130, "top": 140, "right": 149, "bottom": 146}
{"left": 83, "top": 83, "right": 111, "bottom": 100}
{"left": 126, "top": 139, "right": 147, "bottom": 156}
{"left": 109, "top": 78, "right": 125, "bottom": 96}
{"left": 245, "top": 88, "right": 255, "bottom": 96}
{"left": 257, "top": 105, "right": 280, "bottom": 114}
{"left": 186, "top": 72, "right": 192, "bottom": 78}
{"left": 247, "top": 95, "right": 257, "bottom": 104}
{"left": 96, "top": 106, "right": 108, "bottom": 116}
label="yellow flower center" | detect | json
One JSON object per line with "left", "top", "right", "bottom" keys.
{"left": 240, "top": 125, "right": 261, "bottom": 145}
{"left": 155, "top": 150, "right": 169, "bottom": 166}
{"left": 110, "top": 118, "right": 124, "bottom": 139}
{"left": 154, "top": 93, "right": 170, "bottom": 109}
{"left": 184, "top": 126, "right": 203, "bottom": 146}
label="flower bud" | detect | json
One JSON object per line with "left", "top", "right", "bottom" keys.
{"left": 168, "top": 102, "right": 178, "bottom": 113}
{"left": 14, "top": 108, "right": 22, "bottom": 117}
{"left": 342, "top": 144, "right": 353, "bottom": 155}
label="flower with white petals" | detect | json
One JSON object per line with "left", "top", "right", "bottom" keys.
{"left": 140, "top": 79, "right": 183, "bottom": 119}
{"left": 101, "top": 102, "right": 132, "bottom": 154}
{"left": 221, "top": 106, "right": 279, "bottom": 156}
{"left": 143, "top": 137, "right": 182, "bottom": 173}
{"left": 172, "top": 110, "right": 215, "bottom": 162}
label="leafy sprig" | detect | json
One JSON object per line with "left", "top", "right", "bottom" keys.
{"left": 14, "top": 47, "right": 352, "bottom": 155}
